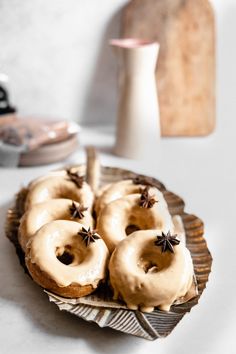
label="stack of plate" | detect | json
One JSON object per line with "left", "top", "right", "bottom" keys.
{"left": 0, "top": 115, "right": 80, "bottom": 166}
{"left": 20, "top": 133, "right": 79, "bottom": 166}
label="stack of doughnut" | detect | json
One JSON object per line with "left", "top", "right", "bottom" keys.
{"left": 19, "top": 169, "right": 195, "bottom": 313}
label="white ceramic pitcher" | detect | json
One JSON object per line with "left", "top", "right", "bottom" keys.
{"left": 110, "top": 38, "right": 160, "bottom": 159}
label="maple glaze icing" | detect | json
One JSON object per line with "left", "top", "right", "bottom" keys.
{"left": 109, "top": 229, "right": 194, "bottom": 312}
{"left": 97, "top": 190, "right": 174, "bottom": 252}
{"left": 172, "top": 215, "right": 186, "bottom": 244}
{"left": 25, "top": 175, "right": 94, "bottom": 210}
{"left": 19, "top": 198, "right": 93, "bottom": 252}
{"left": 26, "top": 220, "right": 109, "bottom": 288}
{"left": 28, "top": 167, "right": 84, "bottom": 187}
{"left": 95, "top": 179, "right": 159, "bottom": 215}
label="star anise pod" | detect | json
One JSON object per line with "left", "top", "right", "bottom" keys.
{"left": 66, "top": 169, "right": 84, "bottom": 188}
{"left": 78, "top": 227, "right": 100, "bottom": 247}
{"left": 155, "top": 231, "right": 180, "bottom": 253}
{"left": 139, "top": 186, "right": 158, "bottom": 208}
{"left": 69, "top": 201, "right": 88, "bottom": 219}
{"left": 133, "top": 176, "right": 155, "bottom": 187}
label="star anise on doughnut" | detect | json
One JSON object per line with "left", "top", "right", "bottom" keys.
{"left": 66, "top": 169, "right": 84, "bottom": 188}
{"left": 78, "top": 227, "right": 100, "bottom": 247}
{"left": 133, "top": 176, "right": 155, "bottom": 187}
{"left": 139, "top": 186, "right": 158, "bottom": 208}
{"left": 155, "top": 231, "right": 180, "bottom": 253}
{"left": 69, "top": 201, "right": 88, "bottom": 219}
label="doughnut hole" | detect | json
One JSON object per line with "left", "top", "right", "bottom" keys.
{"left": 57, "top": 250, "right": 74, "bottom": 265}
{"left": 56, "top": 244, "right": 86, "bottom": 267}
{"left": 125, "top": 224, "right": 140, "bottom": 235}
{"left": 125, "top": 212, "right": 157, "bottom": 236}
{"left": 137, "top": 246, "right": 174, "bottom": 274}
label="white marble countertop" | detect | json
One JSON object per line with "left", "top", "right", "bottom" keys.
{"left": 0, "top": 125, "right": 235, "bottom": 354}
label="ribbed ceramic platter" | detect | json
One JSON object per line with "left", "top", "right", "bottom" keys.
{"left": 5, "top": 161, "right": 212, "bottom": 340}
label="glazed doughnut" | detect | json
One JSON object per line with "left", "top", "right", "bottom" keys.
{"left": 25, "top": 220, "right": 109, "bottom": 298}
{"left": 97, "top": 188, "right": 174, "bottom": 252}
{"left": 25, "top": 170, "right": 93, "bottom": 210}
{"left": 19, "top": 199, "right": 93, "bottom": 252}
{"left": 95, "top": 178, "right": 159, "bottom": 216}
{"left": 28, "top": 167, "right": 83, "bottom": 187}
{"left": 172, "top": 215, "right": 186, "bottom": 245}
{"left": 109, "top": 229, "right": 194, "bottom": 312}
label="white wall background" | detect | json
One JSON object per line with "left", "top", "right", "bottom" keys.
{"left": 0, "top": 0, "right": 235, "bottom": 127}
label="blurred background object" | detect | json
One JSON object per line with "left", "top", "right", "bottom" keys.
{"left": 0, "top": 73, "right": 16, "bottom": 116}
{"left": 122, "top": 0, "right": 215, "bottom": 136}
{"left": 111, "top": 38, "right": 160, "bottom": 159}
{"left": 0, "top": 73, "right": 80, "bottom": 167}
{"left": 0, "top": 114, "right": 80, "bottom": 167}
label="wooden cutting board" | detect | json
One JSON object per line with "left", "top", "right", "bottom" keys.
{"left": 122, "top": 0, "right": 215, "bottom": 136}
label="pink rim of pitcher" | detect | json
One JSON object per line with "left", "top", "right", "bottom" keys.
{"left": 109, "top": 38, "right": 159, "bottom": 48}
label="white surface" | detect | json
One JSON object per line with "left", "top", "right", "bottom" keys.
{"left": 0, "top": 0, "right": 235, "bottom": 125}
{"left": 0, "top": 123, "right": 236, "bottom": 354}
